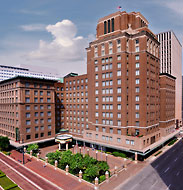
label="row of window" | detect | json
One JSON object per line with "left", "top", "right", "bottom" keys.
{"left": 26, "top": 111, "right": 51, "bottom": 118}
{"left": 26, "top": 118, "right": 52, "bottom": 125}
{"left": 65, "top": 78, "right": 88, "bottom": 86}
{"left": 26, "top": 132, "right": 52, "bottom": 140}
{"left": 25, "top": 97, "right": 51, "bottom": 103}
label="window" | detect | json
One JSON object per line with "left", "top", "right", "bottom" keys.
{"left": 96, "top": 104, "right": 99, "bottom": 110}
{"left": 25, "top": 97, "right": 30, "bottom": 103}
{"left": 117, "top": 96, "right": 121, "bottom": 102}
{"left": 117, "top": 63, "right": 121, "bottom": 68}
{"left": 40, "top": 105, "right": 44, "bottom": 109}
{"left": 117, "top": 55, "right": 121, "bottom": 60}
{"left": 26, "top": 105, "right": 30, "bottom": 110}
{"left": 135, "top": 79, "right": 140, "bottom": 84}
{"left": 34, "top": 98, "right": 38, "bottom": 103}
{"left": 117, "top": 79, "right": 121, "bottom": 85}
{"left": 41, "top": 126, "right": 44, "bottom": 131}
{"left": 110, "top": 128, "right": 113, "bottom": 134}
{"left": 117, "top": 113, "right": 121, "bottom": 118}
{"left": 25, "top": 90, "right": 30, "bottom": 95}
{"left": 135, "top": 39, "right": 139, "bottom": 44}
{"left": 26, "top": 128, "right": 31, "bottom": 133}
{"left": 135, "top": 70, "right": 140, "bottom": 76}
{"left": 117, "top": 104, "right": 121, "bottom": 110}
{"left": 117, "top": 71, "right": 121, "bottom": 76}
{"left": 26, "top": 113, "right": 30, "bottom": 118}
{"left": 34, "top": 91, "right": 38, "bottom": 96}
{"left": 117, "top": 129, "right": 121, "bottom": 135}
{"left": 131, "top": 140, "right": 134, "bottom": 145}
{"left": 47, "top": 111, "right": 51, "bottom": 116}
{"left": 108, "top": 20, "right": 110, "bottom": 33}
{"left": 40, "top": 91, "right": 43, "bottom": 96}
{"left": 95, "top": 66, "right": 98, "bottom": 72}
{"left": 96, "top": 134, "right": 98, "bottom": 139}
{"left": 35, "top": 119, "right": 38, "bottom": 124}
{"left": 102, "top": 127, "right": 106, "bottom": 132}
{"left": 40, "top": 98, "right": 43, "bottom": 103}
{"left": 95, "top": 74, "right": 98, "bottom": 80}
{"left": 104, "top": 21, "right": 107, "bottom": 34}
{"left": 126, "top": 139, "right": 130, "bottom": 144}
{"left": 35, "top": 134, "right": 38, "bottom": 138}
{"left": 48, "top": 131, "right": 51, "bottom": 136}
{"left": 95, "top": 112, "right": 99, "bottom": 117}
{"left": 135, "top": 46, "right": 139, "bottom": 52}
{"left": 117, "top": 121, "right": 121, "bottom": 126}
{"left": 40, "top": 133, "right": 44, "bottom": 137}
{"left": 48, "top": 118, "right": 51, "bottom": 123}
{"left": 26, "top": 135, "right": 31, "bottom": 140}
{"left": 117, "top": 138, "right": 121, "bottom": 143}
{"left": 26, "top": 120, "right": 31, "bottom": 125}
{"left": 117, "top": 88, "right": 121, "bottom": 93}
{"left": 136, "top": 113, "right": 139, "bottom": 118}
{"left": 25, "top": 82, "right": 29, "bottom": 87}
{"left": 47, "top": 98, "right": 51, "bottom": 103}
{"left": 96, "top": 126, "right": 99, "bottom": 132}
{"left": 47, "top": 91, "right": 50, "bottom": 96}
{"left": 35, "top": 112, "right": 38, "bottom": 117}
{"left": 48, "top": 125, "right": 51, "bottom": 130}
{"left": 40, "top": 112, "right": 44, "bottom": 117}
{"left": 136, "top": 87, "right": 140, "bottom": 93}
{"left": 112, "top": 18, "right": 114, "bottom": 32}
{"left": 136, "top": 63, "right": 140, "bottom": 68}
{"left": 136, "top": 104, "right": 139, "bottom": 110}
{"left": 136, "top": 96, "right": 139, "bottom": 102}
{"left": 35, "top": 126, "right": 39, "bottom": 131}
{"left": 135, "top": 55, "right": 139, "bottom": 60}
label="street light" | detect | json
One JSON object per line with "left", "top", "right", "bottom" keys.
{"left": 106, "top": 154, "right": 108, "bottom": 163}
{"left": 96, "top": 151, "right": 98, "bottom": 160}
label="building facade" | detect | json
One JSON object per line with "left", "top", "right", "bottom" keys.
{"left": 0, "top": 65, "right": 59, "bottom": 81}
{"left": 157, "top": 31, "right": 182, "bottom": 126}
{"left": 0, "top": 76, "right": 56, "bottom": 144}
{"left": 0, "top": 11, "right": 178, "bottom": 157}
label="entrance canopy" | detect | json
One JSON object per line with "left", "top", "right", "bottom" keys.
{"left": 55, "top": 134, "right": 72, "bottom": 144}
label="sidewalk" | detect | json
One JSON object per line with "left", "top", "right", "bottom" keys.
{"left": 100, "top": 161, "right": 148, "bottom": 190}
{"left": 10, "top": 150, "right": 94, "bottom": 190}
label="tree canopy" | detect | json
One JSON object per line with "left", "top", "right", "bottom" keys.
{"left": 0, "top": 136, "right": 10, "bottom": 151}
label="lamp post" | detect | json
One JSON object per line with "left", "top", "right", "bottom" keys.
{"left": 96, "top": 151, "right": 98, "bottom": 160}
{"left": 22, "top": 145, "right": 25, "bottom": 165}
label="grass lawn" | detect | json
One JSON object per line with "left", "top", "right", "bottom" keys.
{"left": 0, "top": 170, "right": 21, "bottom": 190}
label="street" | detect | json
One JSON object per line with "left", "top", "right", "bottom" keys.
{"left": 116, "top": 140, "right": 183, "bottom": 190}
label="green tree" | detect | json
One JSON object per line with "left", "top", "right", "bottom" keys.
{"left": 69, "top": 153, "right": 84, "bottom": 174}
{"left": 27, "top": 143, "right": 39, "bottom": 152}
{"left": 58, "top": 150, "right": 73, "bottom": 169}
{"left": 83, "top": 165, "right": 99, "bottom": 182}
{"left": 97, "top": 161, "right": 109, "bottom": 175}
{"left": 46, "top": 150, "right": 62, "bottom": 165}
{"left": 0, "top": 136, "right": 10, "bottom": 151}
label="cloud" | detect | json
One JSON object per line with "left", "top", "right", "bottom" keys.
{"left": 29, "top": 19, "right": 94, "bottom": 65}
{"left": 154, "top": 0, "right": 183, "bottom": 17}
{"left": 20, "top": 24, "right": 46, "bottom": 31}
{"left": 20, "top": 9, "right": 46, "bottom": 16}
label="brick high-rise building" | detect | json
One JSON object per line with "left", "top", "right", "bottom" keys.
{"left": 0, "top": 76, "right": 56, "bottom": 145}
{"left": 157, "top": 31, "right": 182, "bottom": 126}
{"left": 61, "top": 11, "right": 177, "bottom": 156}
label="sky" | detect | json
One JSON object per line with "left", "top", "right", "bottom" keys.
{"left": 0, "top": 0, "right": 183, "bottom": 76}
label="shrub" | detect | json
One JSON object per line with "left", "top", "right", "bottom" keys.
{"left": 112, "top": 152, "right": 126, "bottom": 158}
{"left": 168, "top": 139, "right": 177, "bottom": 146}
{"left": 99, "top": 175, "right": 106, "bottom": 183}
{"left": 155, "top": 151, "right": 162, "bottom": 156}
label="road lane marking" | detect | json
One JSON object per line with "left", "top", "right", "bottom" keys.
{"left": 155, "top": 164, "right": 159, "bottom": 169}
{"left": 164, "top": 155, "right": 169, "bottom": 160}
{"left": 0, "top": 159, "right": 44, "bottom": 190}
{"left": 166, "top": 184, "right": 171, "bottom": 190}
{"left": 176, "top": 171, "right": 180, "bottom": 176}
{"left": 164, "top": 167, "right": 170, "bottom": 173}
{"left": 0, "top": 153, "right": 63, "bottom": 190}
{"left": 174, "top": 158, "right": 178, "bottom": 162}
